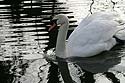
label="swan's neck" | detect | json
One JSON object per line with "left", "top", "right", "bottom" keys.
{"left": 56, "top": 22, "right": 69, "bottom": 58}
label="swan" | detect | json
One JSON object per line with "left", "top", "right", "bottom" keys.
{"left": 49, "top": 12, "right": 125, "bottom": 59}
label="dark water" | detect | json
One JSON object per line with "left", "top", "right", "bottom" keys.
{"left": 0, "top": 0, "right": 125, "bottom": 83}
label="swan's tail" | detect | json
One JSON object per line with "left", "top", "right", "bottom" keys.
{"left": 114, "top": 25, "right": 125, "bottom": 41}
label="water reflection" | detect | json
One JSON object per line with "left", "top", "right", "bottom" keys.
{"left": 0, "top": 0, "right": 65, "bottom": 82}
{"left": 68, "top": 44, "right": 124, "bottom": 73}
{"left": 17, "top": 59, "right": 49, "bottom": 83}
{"left": 0, "top": 61, "right": 14, "bottom": 83}
{"left": 41, "top": 44, "right": 125, "bottom": 83}
{"left": 1, "top": 0, "right": 125, "bottom": 83}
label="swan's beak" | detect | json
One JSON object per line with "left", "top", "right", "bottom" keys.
{"left": 49, "top": 19, "right": 57, "bottom": 31}
{"left": 49, "top": 22, "right": 57, "bottom": 31}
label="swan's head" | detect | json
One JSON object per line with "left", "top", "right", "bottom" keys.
{"left": 49, "top": 14, "right": 69, "bottom": 31}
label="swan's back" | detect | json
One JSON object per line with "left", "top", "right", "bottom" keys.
{"left": 76, "top": 12, "right": 119, "bottom": 29}
{"left": 66, "top": 12, "right": 123, "bottom": 58}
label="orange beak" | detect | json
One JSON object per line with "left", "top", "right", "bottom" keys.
{"left": 48, "top": 22, "right": 57, "bottom": 31}
{"left": 48, "top": 19, "right": 57, "bottom": 31}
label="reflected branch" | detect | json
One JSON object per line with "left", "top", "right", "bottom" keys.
{"left": 89, "top": 0, "right": 94, "bottom": 14}
{"left": 103, "top": 72, "right": 120, "bottom": 83}
{"left": 111, "top": 0, "right": 117, "bottom": 10}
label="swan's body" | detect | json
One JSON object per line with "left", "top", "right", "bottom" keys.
{"left": 50, "top": 12, "right": 125, "bottom": 58}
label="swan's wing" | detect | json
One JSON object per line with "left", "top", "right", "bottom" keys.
{"left": 67, "top": 19, "right": 121, "bottom": 57}
{"left": 91, "top": 20, "right": 121, "bottom": 42}
{"left": 76, "top": 12, "right": 119, "bottom": 30}
{"left": 68, "top": 19, "right": 120, "bottom": 45}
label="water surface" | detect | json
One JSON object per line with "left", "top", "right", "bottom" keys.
{"left": 1, "top": 0, "right": 125, "bottom": 83}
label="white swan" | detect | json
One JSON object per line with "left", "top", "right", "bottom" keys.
{"left": 49, "top": 12, "right": 125, "bottom": 58}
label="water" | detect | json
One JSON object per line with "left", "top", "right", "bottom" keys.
{"left": 1, "top": 0, "right": 125, "bottom": 83}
